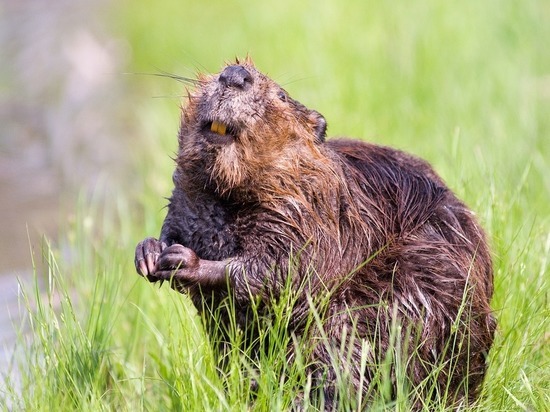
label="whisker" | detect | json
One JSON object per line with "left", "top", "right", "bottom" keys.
{"left": 127, "top": 70, "right": 202, "bottom": 86}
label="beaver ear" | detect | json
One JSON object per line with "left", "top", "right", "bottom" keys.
{"left": 310, "top": 110, "right": 327, "bottom": 143}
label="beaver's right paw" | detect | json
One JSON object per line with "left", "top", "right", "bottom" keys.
{"left": 134, "top": 237, "right": 167, "bottom": 280}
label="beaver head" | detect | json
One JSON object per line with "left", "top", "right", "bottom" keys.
{"left": 177, "top": 58, "right": 330, "bottom": 199}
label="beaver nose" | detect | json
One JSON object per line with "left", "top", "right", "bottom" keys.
{"left": 218, "top": 65, "right": 253, "bottom": 89}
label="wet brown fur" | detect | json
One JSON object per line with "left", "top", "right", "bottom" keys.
{"left": 136, "top": 58, "right": 496, "bottom": 409}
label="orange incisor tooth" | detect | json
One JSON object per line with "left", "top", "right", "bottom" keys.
{"left": 211, "top": 121, "right": 227, "bottom": 135}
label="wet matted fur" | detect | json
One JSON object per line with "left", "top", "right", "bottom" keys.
{"left": 135, "top": 58, "right": 496, "bottom": 409}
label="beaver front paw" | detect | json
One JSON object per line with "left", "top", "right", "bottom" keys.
{"left": 134, "top": 237, "right": 166, "bottom": 280}
{"left": 154, "top": 244, "right": 202, "bottom": 290}
{"left": 136, "top": 241, "right": 228, "bottom": 292}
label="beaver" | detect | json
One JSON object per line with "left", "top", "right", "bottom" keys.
{"left": 134, "top": 58, "right": 495, "bottom": 408}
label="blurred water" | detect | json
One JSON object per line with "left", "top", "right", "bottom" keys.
{"left": 0, "top": 0, "right": 133, "bottom": 384}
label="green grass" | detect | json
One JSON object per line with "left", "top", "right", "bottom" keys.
{"left": 2, "top": 0, "right": 549, "bottom": 410}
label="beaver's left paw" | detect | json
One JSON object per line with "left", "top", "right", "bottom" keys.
{"left": 154, "top": 244, "right": 201, "bottom": 288}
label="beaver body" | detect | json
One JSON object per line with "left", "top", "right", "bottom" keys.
{"left": 135, "top": 59, "right": 495, "bottom": 408}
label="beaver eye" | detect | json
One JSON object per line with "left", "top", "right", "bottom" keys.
{"left": 277, "top": 91, "right": 287, "bottom": 102}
